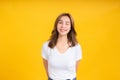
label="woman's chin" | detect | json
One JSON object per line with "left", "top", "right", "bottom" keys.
{"left": 59, "top": 33, "right": 68, "bottom": 36}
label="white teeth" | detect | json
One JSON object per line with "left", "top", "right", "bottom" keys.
{"left": 60, "top": 29, "right": 67, "bottom": 31}
{"left": 60, "top": 30, "right": 66, "bottom": 32}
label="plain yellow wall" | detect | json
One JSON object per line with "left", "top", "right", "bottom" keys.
{"left": 0, "top": 0, "right": 120, "bottom": 80}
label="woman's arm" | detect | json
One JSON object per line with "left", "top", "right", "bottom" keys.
{"left": 76, "top": 60, "right": 80, "bottom": 72}
{"left": 42, "top": 58, "right": 48, "bottom": 77}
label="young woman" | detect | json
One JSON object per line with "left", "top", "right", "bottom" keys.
{"left": 41, "top": 13, "right": 82, "bottom": 80}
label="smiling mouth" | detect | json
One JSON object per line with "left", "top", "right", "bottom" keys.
{"left": 60, "top": 29, "right": 68, "bottom": 32}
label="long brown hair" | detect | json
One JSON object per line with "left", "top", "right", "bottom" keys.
{"left": 48, "top": 13, "right": 78, "bottom": 48}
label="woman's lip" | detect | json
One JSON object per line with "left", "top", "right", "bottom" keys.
{"left": 60, "top": 29, "right": 67, "bottom": 31}
{"left": 60, "top": 29, "right": 67, "bottom": 30}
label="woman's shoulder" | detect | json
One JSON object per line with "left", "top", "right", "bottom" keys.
{"left": 76, "top": 43, "right": 81, "bottom": 46}
{"left": 42, "top": 40, "right": 50, "bottom": 48}
{"left": 73, "top": 42, "right": 82, "bottom": 48}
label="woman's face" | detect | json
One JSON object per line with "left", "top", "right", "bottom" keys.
{"left": 57, "top": 16, "right": 71, "bottom": 36}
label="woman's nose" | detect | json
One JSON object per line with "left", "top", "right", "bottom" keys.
{"left": 61, "top": 23, "right": 66, "bottom": 28}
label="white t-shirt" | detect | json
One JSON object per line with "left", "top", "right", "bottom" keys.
{"left": 41, "top": 41, "right": 82, "bottom": 80}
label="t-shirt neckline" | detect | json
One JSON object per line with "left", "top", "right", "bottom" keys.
{"left": 54, "top": 46, "right": 71, "bottom": 55}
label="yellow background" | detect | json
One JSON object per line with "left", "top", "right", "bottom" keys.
{"left": 0, "top": 0, "right": 120, "bottom": 80}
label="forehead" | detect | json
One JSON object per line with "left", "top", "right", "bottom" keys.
{"left": 59, "top": 16, "right": 70, "bottom": 22}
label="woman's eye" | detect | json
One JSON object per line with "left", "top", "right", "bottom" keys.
{"left": 66, "top": 22, "right": 70, "bottom": 25}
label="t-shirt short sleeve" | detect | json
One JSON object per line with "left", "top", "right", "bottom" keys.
{"left": 75, "top": 43, "right": 82, "bottom": 61}
{"left": 41, "top": 42, "right": 48, "bottom": 60}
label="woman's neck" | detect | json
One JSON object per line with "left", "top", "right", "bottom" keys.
{"left": 57, "top": 35, "right": 68, "bottom": 43}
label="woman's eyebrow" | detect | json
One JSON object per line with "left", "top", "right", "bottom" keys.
{"left": 58, "top": 20, "right": 70, "bottom": 23}
{"left": 58, "top": 20, "right": 62, "bottom": 22}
